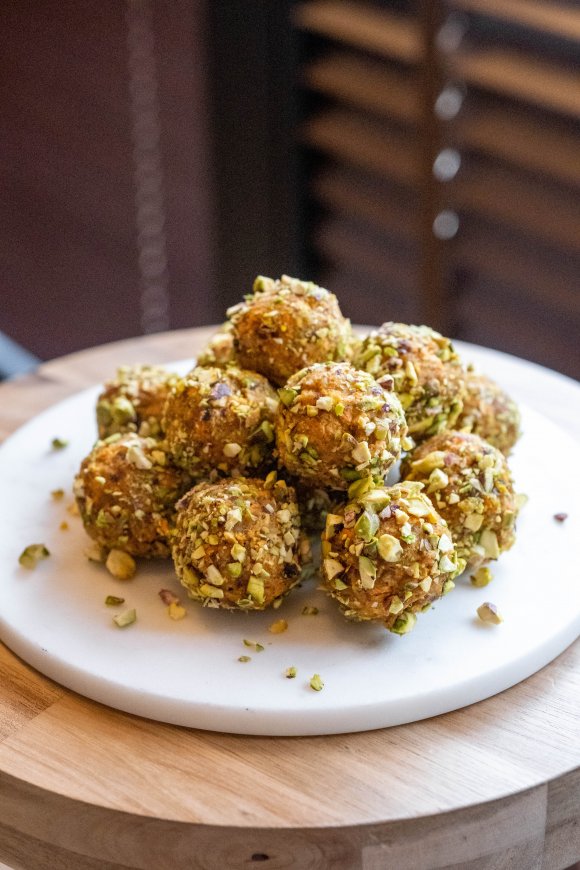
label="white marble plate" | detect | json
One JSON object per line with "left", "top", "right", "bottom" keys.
{"left": 0, "top": 345, "right": 579, "bottom": 736}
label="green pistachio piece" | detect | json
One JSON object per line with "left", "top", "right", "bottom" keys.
{"left": 351, "top": 441, "right": 371, "bottom": 465}
{"left": 358, "top": 555, "right": 377, "bottom": 589}
{"left": 377, "top": 533, "right": 403, "bottom": 563}
{"left": 113, "top": 608, "right": 136, "bottom": 628}
{"left": 411, "top": 450, "right": 446, "bottom": 474}
{"left": 391, "top": 611, "right": 417, "bottom": 635}
{"left": 361, "top": 488, "right": 391, "bottom": 511}
{"left": 105, "top": 595, "right": 125, "bottom": 606}
{"left": 354, "top": 509, "right": 379, "bottom": 542}
{"left": 439, "top": 554, "right": 457, "bottom": 574}
{"left": 324, "top": 558, "right": 344, "bottom": 581}
{"left": 464, "top": 513, "right": 484, "bottom": 532}
{"left": 477, "top": 601, "right": 503, "bottom": 624}
{"left": 388, "top": 596, "right": 404, "bottom": 615}
{"left": 199, "top": 584, "right": 224, "bottom": 599}
{"left": 247, "top": 576, "right": 265, "bottom": 604}
{"left": 309, "top": 674, "right": 324, "bottom": 691}
{"left": 437, "top": 533, "right": 454, "bottom": 553}
{"left": 471, "top": 566, "right": 492, "bottom": 588}
{"left": 279, "top": 387, "right": 297, "bottom": 407}
{"left": 480, "top": 529, "right": 500, "bottom": 560}
{"left": 231, "top": 542, "right": 247, "bottom": 563}
{"left": 19, "top": 544, "right": 50, "bottom": 569}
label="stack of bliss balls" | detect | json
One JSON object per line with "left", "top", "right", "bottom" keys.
{"left": 74, "top": 274, "right": 522, "bottom": 634}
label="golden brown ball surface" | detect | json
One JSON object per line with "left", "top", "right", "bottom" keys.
{"left": 320, "top": 481, "right": 461, "bottom": 633}
{"left": 163, "top": 366, "right": 279, "bottom": 479}
{"left": 172, "top": 476, "right": 310, "bottom": 610}
{"left": 228, "top": 274, "right": 353, "bottom": 386}
{"left": 96, "top": 365, "right": 177, "bottom": 440}
{"left": 275, "top": 362, "right": 408, "bottom": 491}
{"left": 457, "top": 371, "right": 520, "bottom": 455}
{"left": 401, "top": 430, "right": 519, "bottom": 569}
{"left": 74, "top": 434, "right": 191, "bottom": 558}
{"left": 353, "top": 322, "right": 466, "bottom": 442}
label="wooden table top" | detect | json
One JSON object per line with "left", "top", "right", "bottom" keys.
{"left": 0, "top": 327, "right": 578, "bottom": 870}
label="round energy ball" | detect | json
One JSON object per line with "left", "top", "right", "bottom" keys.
{"left": 227, "top": 274, "right": 354, "bottom": 386}
{"left": 275, "top": 362, "right": 408, "bottom": 491}
{"left": 353, "top": 322, "right": 466, "bottom": 442}
{"left": 96, "top": 364, "right": 177, "bottom": 440}
{"left": 162, "top": 366, "right": 279, "bottom": 479}
{"left": 73, "top": 434, "right": 191, "bottom": 559}
{"left": 172, "top": 476, "right": 311, "bottom": 610}
{"left": 401, "top": 431, "right": 519, "bottom": 569}
{"left": 320, "top": 481, "right": 461, "bottom": 634}
{"left": 457, "top": 370, "right": 520, "bottom": 455}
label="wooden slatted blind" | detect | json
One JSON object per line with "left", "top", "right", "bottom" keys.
{"left": 295, "top": 0, "right": 580, "bottom": 379}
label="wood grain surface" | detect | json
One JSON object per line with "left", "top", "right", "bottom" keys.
{"left": 0, "top": 327, "right": 578, "bottom": 870}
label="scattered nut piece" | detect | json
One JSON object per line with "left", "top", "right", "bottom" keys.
{"left": 553, "top": 513, "right": 568, "bottom": 523}
{"left": 51, "top": 488, "right": 65, "bottom": 500}
{"left": 477, "top": 602, "right": 503, "bottom": 625}
{"left": 243, "top": 639, "right": 264, "bottom": 652}
{"left": 285, "top": 666, "right": 297, "bottom": 679}
{"left": 158, "top": 588, "right": 179, "bottom": 606}
{"left": 238, "top": 655, "right": 251, "bottom": 663}
{"left": 269, "top": 619, "right": 288, "bottom": 634}
{"left": 168, "top": 601, "right": 186, "bottom": 620}
{"left": 106, "top": 549, "right": 136, "bottom": 580}
{"left": 301, "top": 605, "right": 319, "bottom": 616}
{"left": 105, "top": 595, "right": 125, "bottom": 606}
{"left": 471, "top": 566, "right": 492, "bottom": 588}
{"left": 18, "top": 544, "right": 50, "bottom": 570}
{"left": 113, "top": 608, "right": 136, "bottom": 628}
{"left": 59, "top": 521, "right": 69, "bottom": 532}
{"left": 309, "top": 673, "right": 324, "bottom": 691}
{"left": 51, "top": 437, "right": 69, "bottom": 450}
{"left": 84, "top": 542, "right": 106, "bottom": 563}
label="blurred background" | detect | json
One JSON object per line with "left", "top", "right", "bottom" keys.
{"left": 1, "top": 0, "right": 580, "bottom": 379}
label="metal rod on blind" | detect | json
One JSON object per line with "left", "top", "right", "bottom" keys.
{"left": 126, "top": 0, "right": 171, "bottom": 335}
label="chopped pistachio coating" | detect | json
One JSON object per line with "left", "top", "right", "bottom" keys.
{"left": 320, "top": 481, "right": 462, "bottom": 633}
{"left": 457, "top": 370, "right": 521, "bottom": 455}
{"left": 401, "top": 431, "right": 519, "bottom": 569}
{"left": 96, "top": 365, "right": 178, "bottom": 440}
{"left": 74, "top": 434, "right": 192, "bottom": 558}
{"left": 162, "top": 366, "right": 279, "bottom": 479}
{"left": 171, "top": 476, "right": 311, "bottom": 611}
{"left": 275, "top": 362, "right": 407, "bottom": 491}
{"left": 196, "top": 321, "right": 238, "bottom": 368}
{"left": 227, "top": 274, "right": 354, "bottom": 386}
{"left": 353, "top": 322, "right": 466, "bottom": 442}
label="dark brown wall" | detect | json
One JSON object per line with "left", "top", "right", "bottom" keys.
{"left": 0, "top": 0, "right": 214, "bottom": 361}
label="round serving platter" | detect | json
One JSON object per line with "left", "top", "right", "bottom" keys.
{"left": 0, "top": 347, "right": 578, "bottom": 736}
